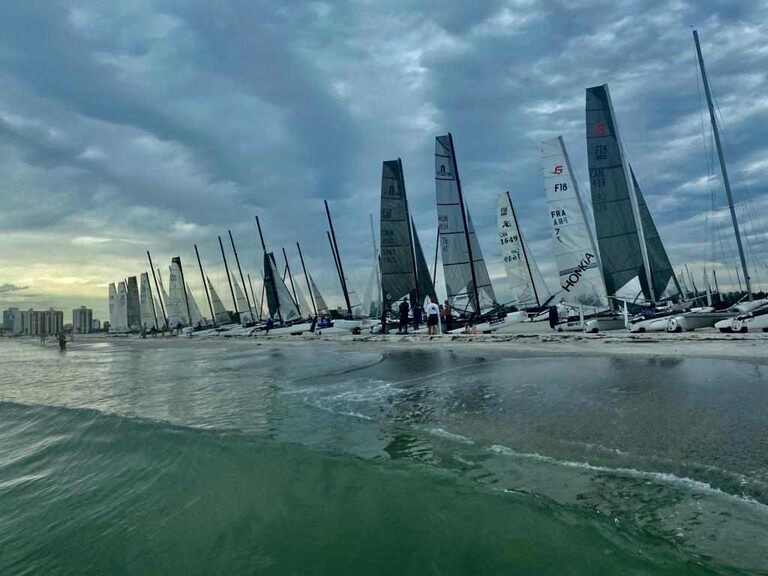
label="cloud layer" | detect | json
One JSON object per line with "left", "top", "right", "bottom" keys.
{"left": 1, "top": 0, "right": 767, "bottom": 319}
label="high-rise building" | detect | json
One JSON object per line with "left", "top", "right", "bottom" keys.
{"left": 2, "top": 308, "right": 22, "bottom": 335}
{"left": 72, "top": 307, "right": 93, "bottom": 334}
{"left": 126, "top": 276, "right": 141, "bottom": 332}
{"left": 91, "top": 319, "right": 101, "bottom": 331}
{"left": 10, "top": 308, "right": 65, "bottom": 336}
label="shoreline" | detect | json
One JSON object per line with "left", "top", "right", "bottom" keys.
{"left": 4, "top": 329, "right": 767, "bottom": 361}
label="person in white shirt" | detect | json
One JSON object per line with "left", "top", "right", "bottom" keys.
{"left": 425, "top": 298, "right": 440, "bottom": 335}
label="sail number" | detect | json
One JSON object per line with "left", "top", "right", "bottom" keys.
{"left": 554, "top": 182, "right": 568, "bottom": 192}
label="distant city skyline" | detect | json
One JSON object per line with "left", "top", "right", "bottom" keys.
{"left": 1, "top": 1, "right": 767, "bottom": 319}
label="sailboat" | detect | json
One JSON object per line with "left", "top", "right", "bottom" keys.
{"left": 206, "top": 276, "right": 231, "bottom": 324}
{"left": 139, "top": 272, "right": 158, "bottom": 331}
{"left": 380, "top": 158, "right": 437, "bottom": 332}
{"left": 435, "top": 133, "right": 499, "bottom": 329}
{"left": 540, "top": 136, "right": 621, "bottom": 332}
{"left": 497, "top": 191, "right": 552, "bottom": 317}
{"left": 669, "top": 30, "right": 767, "bottom": 332}
{"left": 585, "top": 84, "right": 681, "bottom": 332}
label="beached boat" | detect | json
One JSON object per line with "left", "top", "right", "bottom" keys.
{"left": 435, "top": 134, "right": 500, "bottom": 327}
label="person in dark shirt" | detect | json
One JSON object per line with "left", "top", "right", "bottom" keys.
{"left": 548, "top": 306, "right": 559, "bottom": 330}
{"left": 398, "top": 298, "right": 410, "bottom": 334}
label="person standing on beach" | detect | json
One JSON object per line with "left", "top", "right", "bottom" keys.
{"left": 548, "top": 306, "right": 559, "bottom": 330}
{"left": 443, "top": 300, "right": 453, "bottom": 332}
{"left": 413, "top": 297, "right": 422, "bottom": 331}
{"left": 399, "top": 297, "right": 410, "bottom": 334}
{"left": 426, "top": 299, "right": 440, "bottom": 335}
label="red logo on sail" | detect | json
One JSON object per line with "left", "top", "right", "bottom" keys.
{"left": 593, "top": 122, "right": 607, "bottom": 137}
{"left": 552, "top": 165, "right": 563, "bottom": 175}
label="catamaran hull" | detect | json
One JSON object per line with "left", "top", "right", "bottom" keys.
{"left": 666, "top": 312, "right": 730, "bottom": 332}
{"left": 582, "top": 317, "right": 626, "bottom": 333}
{"left": 628, "top": 315, "right": 674, "bottom": 333}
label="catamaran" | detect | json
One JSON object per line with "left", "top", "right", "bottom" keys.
{"left": 379, "top": 158, "right": 438, "bottom": 333}
{"left": 667, "top": 30, "right": 766, "bottom": 332}
{"left": 584, "top": 84, "right": 682, "bottom": 332}
{"left": 496, "top": 190, "right": 552, "bottom": 326}
{"left": 435, "top": 133, "right": 504, "bottom": 332}
{"left": 540, "top": 136, "right": 618, "bottom": 332}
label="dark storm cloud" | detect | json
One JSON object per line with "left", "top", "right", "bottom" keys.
{"left": 0, "top": 0, "right": 766, "bottom": 315}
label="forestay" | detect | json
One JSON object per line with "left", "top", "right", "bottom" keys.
{"left": 541, "top": 136, "right": 608, "bottom": 308}
{"left": 497, "top": 192, "right": 551, "bottom": 309}
{"left": 435, "top": 134, "right": 497, "bottom": 315}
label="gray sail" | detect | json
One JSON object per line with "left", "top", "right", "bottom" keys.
{"left": 264, "top": 252, "right": 300, "bottom": 322}
{"left": 380, "top": 159, "right": 416, "bottom": 304}
{"left": 631, "top": 166, "right": 680, "bottom": 299}
{"left": 206, "top": 276, "right": 230, "bottom": 323}
{"left": 586, "top": 84, "right": 649, "bottom": 301}
{"left": 412, "top": 219, "right": 438, "bottom": 304}
{"left": 435, "top": 134, "right": 497, "bottom": 314}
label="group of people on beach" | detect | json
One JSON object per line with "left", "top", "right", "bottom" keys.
{"left": 394, "top": 297, "right": 451, "bottom": 335}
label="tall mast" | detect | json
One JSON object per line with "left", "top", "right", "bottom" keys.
{"left": 195, "top": 244, "right": 216, "bottom": 327}
{"left": 297, "top": 242, "right": 318, "bottom": 318}
{"left": 448, "top": 133, "right": 481, "bottom": 316}
{"left": 282, "top": 247, "right": 301, "bottom": 316}
{"left": 147, "top": 250, "right": 168, "bottom": 330}
{"left": 326, "top": 230, "right": 348, "bottom": 314}
{"left": 693, "top": 29, "right": 751, "bottom": 300}
{"left": 399, "top": 158, "right": 421, "bottom": 307}
{"left": 506, "top": 191, "right": 540, "bottom": 308}
{"left": 218, "top": 235, "right": 239, "bottom": 317}
{"left": 324, "top": 200, "right": 353, "bottom": 316}
{"left": 228, "top": 230, "right": 254, "bottom": 322}
{"left": 174, "top": 256, "right": 192, "bottom": 326}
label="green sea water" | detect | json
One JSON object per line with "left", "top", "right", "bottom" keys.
{"left": 1, "top": 338, "right": 766, "bottom": 575}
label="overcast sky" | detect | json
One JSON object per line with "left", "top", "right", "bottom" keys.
{"left": 1, "top": 0, "right": 767, "bottom": 321}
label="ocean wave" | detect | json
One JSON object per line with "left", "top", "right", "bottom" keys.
{"left": 488, "top": 444, "right": 767, "bottom": 510}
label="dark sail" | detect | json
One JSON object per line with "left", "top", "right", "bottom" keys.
{"left": 380, "top": 160, "right": 416, "bottom": 304}
{"left": 263, "top": 252, "right": 281, "bottom": 320}
{"left": 586, "top": 84, "right": 648, "bottom": 300}
{"left": 412, "top": 219, "right": 438, "bottom": 304}
{"left": 631, "top": 166, "right": 679, "bottom": 299}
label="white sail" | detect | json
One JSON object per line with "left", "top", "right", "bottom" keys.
{"left": 361, "top": 263, "right": 380, "bottom": 318}
{"left": 114, "top": 281, "right": 129, "bottom": 332}
{"left": 139, "top": 273, "right": 158, "bottom": 330}
{"left": 206, "top": 276, "right": 230, "bottom": 324}
{"left": 497, "top": 192, "right": 551, "bottom": 309}
{"left": 108, "top": 283, "right": 117, "bottom": 331}
{"left": 293, "top": 281, "right": 312, "bottom": 319}
{"left": 186, "top": 283, "right": 204, "bottom": 327}
{"left": 435, "top": 134, "right": 497, "bottom": 315}
{"left": 308, "top": 272, "right": 329, "bottom": 315}
{"left": 541, "top": 136, "right": 609, "bottom": 308}
{"left": 167, "top": 260, "right": 189, "bottom": 328}
{"left": 232, "top": 276, "right": 253, "bottom": 324}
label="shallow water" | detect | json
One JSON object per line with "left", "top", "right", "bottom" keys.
{"left": 1, "top": 337, "right": 766, "bottom": 575}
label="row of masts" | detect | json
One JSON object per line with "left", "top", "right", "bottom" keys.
{"left": 131, "top": 30, "right": 752, "bottom": 332}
